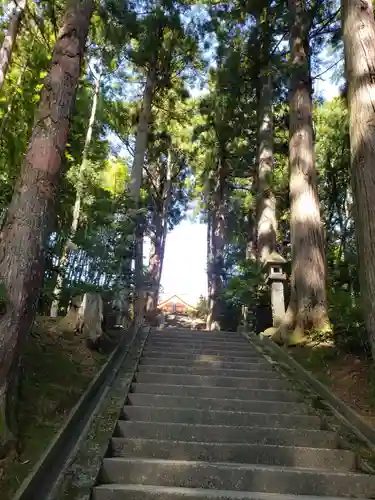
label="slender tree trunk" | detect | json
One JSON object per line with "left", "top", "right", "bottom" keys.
{"left": 0, "top": 0, "right": 27, "bottom": 93}
{"left": 207, "top": 209, "right": 213, "bottom": 297}
{"left": 275, "top": 0, "right": 329, "bottom": 345}
{"left": 50, "top": 67, "right": 102, "bottom": 317}
{"left": 146, "top": 212, "right": 163, "bottom": 314}
{"left": 342, "top": 0, "right": 375, "bottom": 358}
{"left": 129, "top": 64, "right": 157, "bottom": 326}
{"left": 206, "top": 206, "right": 216, "bottom": 331}
{"left": 256, "top": 71, "right": 277, "bottom": 262}
{"left": 207, "top": 158, "right": 227, "bottom": 330}
{"left": 146, "top": 150, "right": 172, "bottom": 314}
{"left": 0, "top": 0, "right": 94, "bottom": 451}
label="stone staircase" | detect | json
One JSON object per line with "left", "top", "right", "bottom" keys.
{"left": 92, "top": 329, "right": 375, "bottom": 499}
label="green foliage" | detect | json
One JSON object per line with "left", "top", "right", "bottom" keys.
{"left": 328, "top": 290, "right": 369, "bottom": 355}
{"left": 193, "top": 295, "right": 209, "bottom": 319}
{"left": 226, "top": 260, "right": 265, "bottom": 306}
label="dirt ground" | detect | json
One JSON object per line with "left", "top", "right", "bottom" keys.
{"left": 0, "top": 316, "right": 106, "bottom": 499}
{"left": 290, "top": 346, "right": 375, "bottom": 426}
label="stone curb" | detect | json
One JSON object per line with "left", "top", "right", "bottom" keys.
{"left": 12, "top": 323, "right": 147, "bottom": 500}
{"left": 52, "top": 324, "right": 152, "bottom": 500}
{"left": 242, "top": 331, "right": 375, "bottom": 452}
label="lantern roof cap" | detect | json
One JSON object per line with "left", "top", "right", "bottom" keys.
{"left": 265, "top": 251, "right": 287, "bottom": 265}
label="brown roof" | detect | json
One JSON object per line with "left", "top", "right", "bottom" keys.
{"left": 158, "top": 294, "right": 196, "bottom": 310}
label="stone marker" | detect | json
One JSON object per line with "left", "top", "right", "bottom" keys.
{"left": 265, "top": 251, "right": 287, "bottom": 328}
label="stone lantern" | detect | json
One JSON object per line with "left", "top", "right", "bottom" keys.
{"left": 265, "top": 251, "right": 287, "bottom": 327}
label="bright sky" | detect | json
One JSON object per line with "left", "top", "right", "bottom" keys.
{"left": 144, "top": 218, "right": 208, "bottom": 306}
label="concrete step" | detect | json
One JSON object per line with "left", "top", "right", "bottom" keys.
{"left": 132, "top": 383, "right": 301, "bottom": 402}
{"left": 137, "top": 365, "right": 283, "bottom": 379}
{"left": 142, "top": 352, "right": 265, "bottom": 363}
{"left": 150, "top": 333, "right": 245, "bottom": 342}
{"left": 148, "top": 337, "right": 251, "bottom": 346}
{"left": 122, "top": 406, "right": 321, "bottom": 429}
{"left": 143, "top": 348, "right": 261, "bottom": 359}
{"left": 116, "top": 421, "right": 338, "bottom": 448}
{"left": 127, "top": 394, "right": 310, "bottom": 415}
{"left": 110, "top": 437, "right": 356, "bottom": 471}
{"left": 93, "top": 484, "right": 365, "bottom": 500}
{"left": 99, "top": 457, "right": 375, "bottom": 497}
{"left": 135, "top": 373, "right": 292, "bottom": 391}
{"left": 140, "top": 358, "right": 272, "bottom": 370}
{"left": 146, "top": 342, "right": 257, "bottom": 352}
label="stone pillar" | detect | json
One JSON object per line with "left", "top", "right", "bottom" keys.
{"left": 270, "top": 281, "right": 285, "bottom": 327}
{"left": 265, "top": 251, "right": 288, "bottom": 330}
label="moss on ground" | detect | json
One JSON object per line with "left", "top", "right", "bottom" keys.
{"left": 0, "top": 316, "right": 106, "bottom": 499}
{"left": 288, "top": 345, "right": 337, "bottom": 388}
{"left": 286, "top": 344, "right": 375, "bottom": 468}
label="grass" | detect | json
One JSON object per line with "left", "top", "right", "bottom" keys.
{"left": 0, "top": 316, "right": 106, "bottom": 499}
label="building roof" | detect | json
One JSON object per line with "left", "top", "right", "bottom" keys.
{"left": 158, "top": 294, "right": 196, "bottom": 310}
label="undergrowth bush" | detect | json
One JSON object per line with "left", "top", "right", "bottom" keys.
{"left": 328, "top": 289, "right": 369, "bottom": 356}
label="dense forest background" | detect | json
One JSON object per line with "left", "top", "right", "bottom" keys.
{"left": 0, "top": 0, "right": 375, "bottom": 482}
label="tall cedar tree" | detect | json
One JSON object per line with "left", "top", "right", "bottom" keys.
{"left": 0, "top": 0, "right": 94, "bottom": 450}
{"left": 342, "top": 0, "right": 375, "bottom": 358}
{"left": 256, "top": 5, "right": 277, "bottom": 263}
{"left": 274, "top": 0, "right": 330, "bottom": 345}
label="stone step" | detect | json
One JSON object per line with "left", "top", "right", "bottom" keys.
{"left": 122, "top": 406, "right": 320, "bottom": 429}
{"left": 137, "top": 365, "right": 283, "bottom": 379}
{"left": 93, "top": 484, "right": 363, "bottom": 500}
{"left": 143, "top": 348, "right": 261, "bottom": 359}
{"left": 150, "top": 333, "right": 245, "bottom": 342}
{"left": 148, "top": 337, "right": 251, "bottom": 345}
{"left": 135, "top": 373, "right": 292, "bottom": 391}
{"left": 132, "top": 383, "right": 301, "bottom": 402}
{"left": 110, "top": 438, "right": 356, "bottom": 471}
{"left": 142, "top": 352, "right": 265, "bottom": 363}
{"left": 146, "top": 342, "right": 257, "bottom": 352}
{"left": 99, "top": 457, "right": 375, "bottom": 497}
{"left": 127, "top": 394, "right": 310, "bottom": 415}
{"left": 140, "top": 358, "right": 272, "bottom": 370}
{"left": 116, "top": 421, "right": 338, "bottom": 448}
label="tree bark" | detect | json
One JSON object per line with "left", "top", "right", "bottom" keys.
{"left": 0, "top": 0, "right": 94, "bottom": 451}
{"left": 256, "top": 71, "right": 277, "bottom": 263}
{"left": 207, "top": 158, "right": 227, "bottom": 331}
{"left": 342, "top": 0, "right": 375, "bottom": 358}
{"left": 50, "top": 66, "right": 102, "bottom": 317}
{"left": 275, "top": 0, "right": 329, "bottom": 345}
{"left": 0, "top": 0, "right": 27, "bottom": 93}
{"left": 207, "top": 209, "right": 213, "bottom": 299}
{"left": 146, "top": 212, "right": 163, "bottom": 316}
{"left": 131, "top": 65, "right": 157, "bottom": 326}
{"left": 146, "top": 149, "right": 172, "bottom": 315}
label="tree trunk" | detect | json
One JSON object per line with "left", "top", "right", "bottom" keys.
{"left": 206, "top": 207, "right": 215, "bottom": 330}
{"left": 256, "top": 71, "right": 277, "bottom": 263}
{"left": 207, "top": 209, "right": 213, "bottom": 298}
{"left": 50, "top": 67, "right": 102, "bottom": 317}
{"left": 128, "top": 64, "right": 157, "bottom": 325}
{"left": 0, "top": 0, "right": 94, "bottom": 452}
{"left": 146, "top": 212, "right": 163, "bottom": 315}
{"left": 342, "top": 0, "right": 375, "bottom": 358}
{"left": 275, "top": 0, "right": 330, "bottom": 345}
{"left": 207, "top": 158, "right": 227, "bottom": 331}
{"left": 146, "top": 149, "right": 173, "bottom": 315}
{"left": 0, "top": 0, "right": 27, "bottom": 93}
